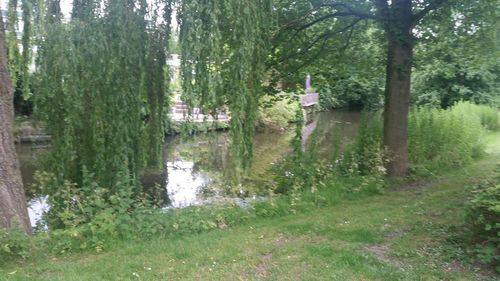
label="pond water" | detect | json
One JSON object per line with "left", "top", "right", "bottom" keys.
{"left": 16, "top": 110, "right": 361, "bottom": 226}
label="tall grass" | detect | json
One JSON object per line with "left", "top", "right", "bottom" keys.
{"left": 408, "top": 102, "right": 485, "bottom": 170}
{"left": 346, "top": 101, "right": 497, "bottom": 174}
{"left": 452, "top": 102, "right": 499, "bottom": 131}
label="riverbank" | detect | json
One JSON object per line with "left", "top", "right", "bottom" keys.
{"left": 2, "top": 131, "right": 498, "bottom": 280}
{"left": 18, "top": 111, "right": 360, "bottom": 216}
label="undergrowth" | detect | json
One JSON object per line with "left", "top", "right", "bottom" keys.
{"left": 464, "top": 165, "right": 500, "bottom": 272}
{"left": 2, "top": 102, "right": 498, "bottom": 265}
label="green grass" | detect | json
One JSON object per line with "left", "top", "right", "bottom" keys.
{"left": 1, "top": 133, "right": 499, "bottom": 281}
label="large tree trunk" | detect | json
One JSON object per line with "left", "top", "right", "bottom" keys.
{"left": 382, "top": 0, "right": 413, "bottom": 177}
{"left": 0, "top": 13, "right": 32, "bottom": 234}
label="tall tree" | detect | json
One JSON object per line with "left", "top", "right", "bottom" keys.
{"left": 375, "top": 0, "right": 417, "bottom": 176}
{"left": 271, "top": 0, "right": 497, "bottom": 176}
{"left": 411, "top": 1, "right": 500, "bottom": 108}
{"left": 0, "top": 11, "right": 31, "bottom": 234}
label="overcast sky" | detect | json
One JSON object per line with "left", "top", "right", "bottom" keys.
{"left": 1, "top": 1, "right": 177, "bottom": 29}
{"left": 1, "top": 0, "right": 73, "bottom": 17}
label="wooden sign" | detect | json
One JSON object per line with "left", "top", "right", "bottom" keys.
{"left": 301, "top": 93, "right": 319, "bottom": 107}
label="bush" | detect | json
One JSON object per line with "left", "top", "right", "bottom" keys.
{"left": 465, "top": 166, "right": 500, "bottom": 271}
{"left": 33, "top": 167, "right": 260, "bottom": 254}
{"left": 256, "top": 95, "right": 300, "bottom": 129}
{"left": 340, "top": 112, "right": 387, "bottom": 177}
{"left": 165, "top": 119, "right": 230, "bottom": 135}
{"left": 0, "top": 229, "right": 32, "bottom": 262}
{"left": 315, "top": 74, "right": 384, "bottom": 110}
{"left": 412, "top": 59, "right": 499, "bottom": 109}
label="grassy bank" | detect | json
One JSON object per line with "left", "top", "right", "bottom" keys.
{"left": 1, "top": 131, "right": 499, "bottom": 280}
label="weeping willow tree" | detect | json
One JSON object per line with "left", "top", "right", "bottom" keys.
{"left": 35, "top": 0, "right": 173, "bottom": 222}
{"left": 178, "top": 0, "right": 273, "bottom": 177}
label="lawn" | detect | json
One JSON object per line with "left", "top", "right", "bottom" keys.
{"left": 1, "top": 132, "right": 499, "bottom": 281}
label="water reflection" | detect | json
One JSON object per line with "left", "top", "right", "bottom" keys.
{"left": 17, "top": 110, "right": 361, "bottom": 225}
{"left": 27, "top": 196, "right": 48, "bottom": 228}
{"left": 165, "top": 161, "right": 211, "bottom": 208}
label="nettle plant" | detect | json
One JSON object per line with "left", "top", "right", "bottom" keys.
{"left": 465, "top": 165, "right": 500, "bottom": 270}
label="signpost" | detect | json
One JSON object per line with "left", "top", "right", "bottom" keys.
{"left": 301, "top": 74, "right": 319, "bottom": 107}
{"left": 301, "top": 75, "right": 319, "bottom": 151}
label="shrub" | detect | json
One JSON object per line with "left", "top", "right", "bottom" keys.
{"left": 165, "top": 119, "right": 230, "bottom": 135}
{"left": 340, "top": 112, "right": 387, "bottom": 177}
{"left": 272, "top": 109, "right": 329, "bottom": 195}
{"left": 256, "top": 95, "right": 300, "bottom": 129}
{"left": 316, "top": 74, "right": 384, "bottom": 110}
{"left": 465, "top": 166, "right": 500, "bottom": 271}
{"left": 0, "top": 229, "right": 32, "bottom": 262}
{"left": 33, "top": 166, "right": 259, "bottom": 254}
{"left": 34, "top": 169, "right": 163, "bottom": 253}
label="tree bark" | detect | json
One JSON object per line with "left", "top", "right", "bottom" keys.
{"left": 381, "top": 0, "right": 413, "bottom": 177}
{"left": 0, "top": 13, "right": 32, "bottom": 234}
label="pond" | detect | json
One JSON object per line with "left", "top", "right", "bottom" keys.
{"left": 17, "top": 110, "right": 361, "bottom": 226}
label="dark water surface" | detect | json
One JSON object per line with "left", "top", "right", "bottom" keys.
{"left": 17, "top": 111, "right": 361, "bottom": 226}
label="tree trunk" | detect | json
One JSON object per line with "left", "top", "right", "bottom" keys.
{"left": 0, "top": 14, "right": 32, "bottom": 234}
{"left": 382, "top": 0, "right": 413, "bottom": 177}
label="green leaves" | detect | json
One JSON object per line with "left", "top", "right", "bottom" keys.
{"left": 35, "top": 1, "right": 173, "bottom": 216}
{"left": 465, "top": 165, "right": 500, "bottom": 268}
{"left": 179, "top": 0, "right": 273, "bottom": 176}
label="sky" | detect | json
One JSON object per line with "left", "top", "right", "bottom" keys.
{"left": 1, "top": 1, "right": 177, "bottom": 29}
{"left": 1, "top": 0, "right": 73, "bottom": 17}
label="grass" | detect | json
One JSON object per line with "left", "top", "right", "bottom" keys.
{"left": 1, "top": 132, "right": 499, "bottom": 280}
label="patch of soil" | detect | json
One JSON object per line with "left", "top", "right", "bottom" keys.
{"left": 391, "top": 179, "right": 435, "bottom": 192}
{"left": 255, "top": 252, "right": 273, "bottom": 278}
{"left": 365, "top": 232, "right": 405, "bottom": 267}
{"left": 365, "top": 244, "right": 391, "bottom": 262}
{"left": 273, "top": 233, "right": 286, "bottom": 248}
{"left": 254, "top": 233, "right": 289, "bottom": 278}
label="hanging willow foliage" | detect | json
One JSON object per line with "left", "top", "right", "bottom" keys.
{"left": 35, "top": 0, "right": 172, "bottom": 203}
{"left": 45, "top": 0, "right": 61, "bottom": 24}
{"left": 20, "top": 0, "right": 31, "bottom": 99}
{"left": 6, "top": 0, "right": 20, "bottom": 84}
{"left": 179, "top": 0, "right": 273, "bottom": 175}
{"left": 143, "top": 0, "right": 174, "bottom": 167}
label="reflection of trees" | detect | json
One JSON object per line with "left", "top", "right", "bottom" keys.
{"left": 192, "top": 133, "right": 230, "bottom": 175}
{"left": 140, "top": 169, "right": 170, "bottom": 208}
{"left": 162, "top": 112, "right": 362, "bottom": 197}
